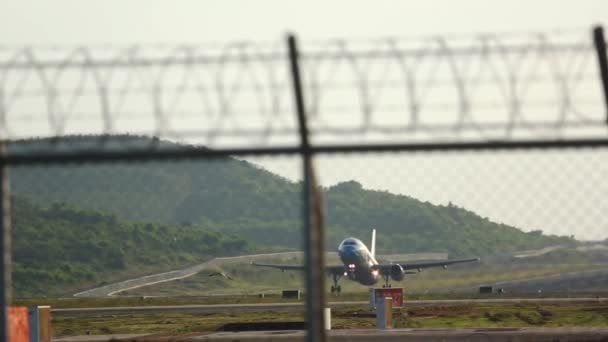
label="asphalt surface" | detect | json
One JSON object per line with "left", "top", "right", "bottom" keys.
{"left": 54, "top": 334, "right": 150, "bottom": 342}
{"left": 52, "top": 297, "right": 607, "bottom": 316}
{"left": 193, "top": 328, "right": 608, "bottom": 341}
{"left": 53, "top": 328, "right": 608, "bottom": 341}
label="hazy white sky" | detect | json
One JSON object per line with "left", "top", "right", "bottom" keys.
{"left": 2, "top": 0, "right": 607, "bottom": 240}
{"left": 1, "top": 0, "right": 607, "bottom": 44}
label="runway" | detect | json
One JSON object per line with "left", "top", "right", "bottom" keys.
{"left": 53, "top": 327, "right": 608, "bottom": 341}
{"left": 52, "top": 297, "right": 607, "bottom": 316}
{"left": 194, "top": 327, "right": 608, "bottom": 341}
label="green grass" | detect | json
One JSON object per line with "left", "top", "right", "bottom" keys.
{"left": 18, "top": 287, "right": 608, "bottom": 320}
{"left": 403, "top": 263, "right": 605, "bottom": 292}
{"left": 48, "top": 303, "right": 608, "bottom": 336}
{"left": 396, "top": 304, "right": 608, "bottom": 328}
{"left": 14, "top": 295, "right": 608, "bottom": 337}
{"left": 117, "top": 256, "right": 606, "bottom": 297}
{"left": 13, "top": 294, "right": 304, "bottom": 309}
{"left": 14, "top": 291, "right": 608, "bottom": 310}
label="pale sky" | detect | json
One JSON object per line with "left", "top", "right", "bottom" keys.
{"left": 1, "top": 1, "right": 607, "bottom": 240}
{"left": 1, "top": 1, "right": 607, "bottom": 44}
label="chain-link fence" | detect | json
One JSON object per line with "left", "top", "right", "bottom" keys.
{"left": 1, "top": 26, "right": 608, "bottom": 341}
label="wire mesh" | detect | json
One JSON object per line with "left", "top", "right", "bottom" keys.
{"left": 2, "top": 28, "right": 608, "bottom": 339}
{"left": 305, "top": 148, "right": 608, "bottom": 294}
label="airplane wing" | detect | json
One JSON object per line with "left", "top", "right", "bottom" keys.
{"left": 251, "top": 262, "right": 345, "bottom": 275}
{"left": 378, "top": 257, "right": 480, "bottom": 273}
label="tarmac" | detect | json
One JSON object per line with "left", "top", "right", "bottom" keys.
{"left": 54, "top": 327, "right": 608, "bottom": 341}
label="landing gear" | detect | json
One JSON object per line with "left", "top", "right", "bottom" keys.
{"left": 330, "top": 273, "right": 342, "bottom": 295}
{"left": 382, "top": 273, "right": 391, "bottom": 288}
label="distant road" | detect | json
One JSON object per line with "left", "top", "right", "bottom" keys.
{"left": 511, "top": 245, "right": 563, "bottom": 258}
{"left": 73, "top": 252, "right": 302, "bottom": 297}
{"left": 52, "top": 297, "right": 606, "bottom": 317}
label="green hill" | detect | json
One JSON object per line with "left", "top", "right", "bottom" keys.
{"left": 9, "top": 135, "right": 301, "bottom": 224}
{"left": 9, "top": 135, "right": 575, "bottom": 261}
{"left": 11, "top": 196, "right": 255, "bottom": 297}
{"left": 322, "top": 181, "right": 576, "bottom": 255}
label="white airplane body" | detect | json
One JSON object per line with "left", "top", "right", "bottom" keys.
{"left": 253, "top": 229, "right": 479, "bottom": 293}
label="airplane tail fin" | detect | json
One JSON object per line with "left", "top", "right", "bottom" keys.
{"left": 370, "top": 229, "right": 376, "bottom": 258}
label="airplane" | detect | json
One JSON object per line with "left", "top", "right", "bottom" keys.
{"left": 252, "top": 229, "right": 479, "bottom": 294}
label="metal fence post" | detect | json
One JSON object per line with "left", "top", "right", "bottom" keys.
{"left": 593, "top": 25, "right": 608, "bottom": 124}
{"left": 0, "top": 142, "right": 11, "bottom": 342}
{"left": 287, "top": 34, "right": 327, "bottom": 342}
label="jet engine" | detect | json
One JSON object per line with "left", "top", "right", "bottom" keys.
{"left": 389, "top": 264, "right": 405, "bottom": 281}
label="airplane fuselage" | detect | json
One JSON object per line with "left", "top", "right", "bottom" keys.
{"left": 338, "top": 237, "right": 380, "bottom": 285}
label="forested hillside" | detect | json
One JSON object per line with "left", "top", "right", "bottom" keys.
{"left": 12, "top": 196, "right": 255, "bottom": 297}
{"left": 9, "top": 135, "right": 301, "bottom": 224}
{"left": 10, "top": 135, "right": 575, "bottom": 261}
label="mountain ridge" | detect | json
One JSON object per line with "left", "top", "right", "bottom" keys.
{"left": 10, "top": 135, "right": 575, "bottom": 259}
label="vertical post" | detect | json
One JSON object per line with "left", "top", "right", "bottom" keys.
{"left": 0, "top": 142, "right": 11, "bottom": 342}
{"left": 323, "top": 307, "right": 331, "bottom": 330}
{"left": 287, "top": 34, "right": 326, "bottom": 342}
{"left": 593, "top": 25, "right": 608, "bottom": 124}
{"left": 375, "top": 297, "right": 393, "bottom": 329}
{"left": 38, "top": 306, "right": 51, "bottom": 342}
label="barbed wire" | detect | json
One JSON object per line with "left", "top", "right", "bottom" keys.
{"left": 0, "top": 30, "right": 606, "bottom": 148}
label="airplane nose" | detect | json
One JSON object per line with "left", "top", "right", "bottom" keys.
{"left": 340, "top": 245, "right": 357, "bottom": 258}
